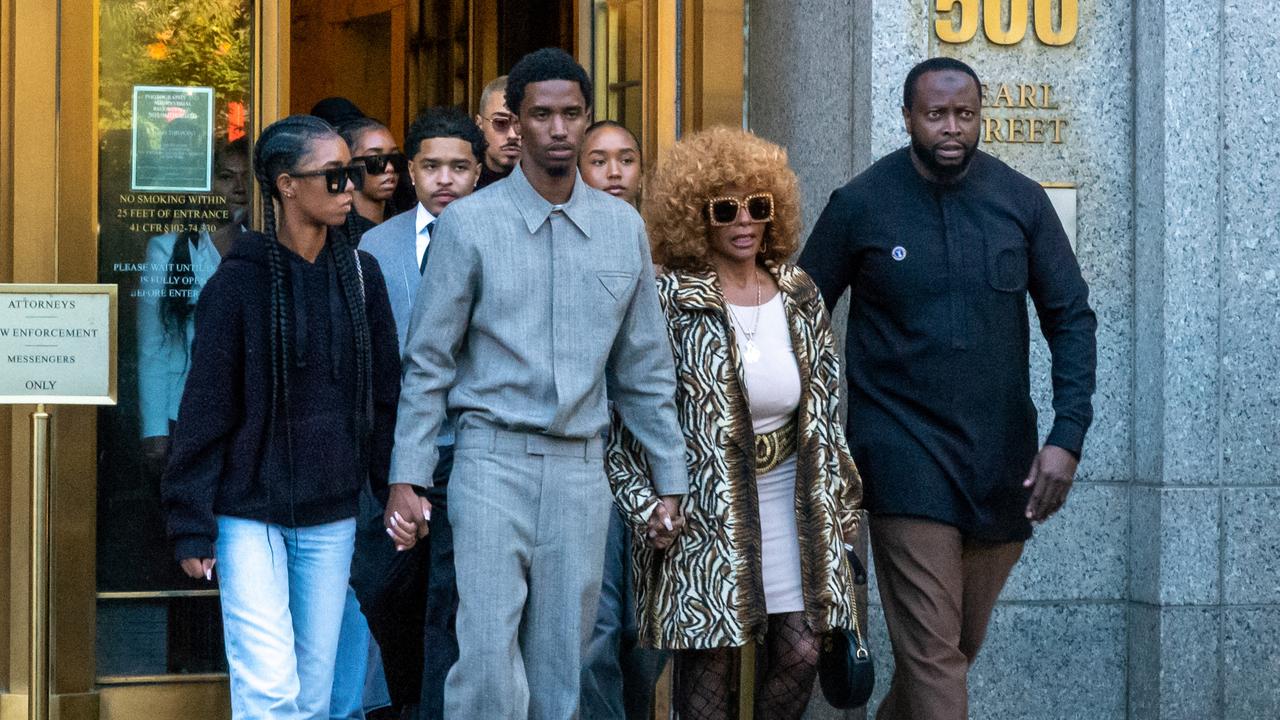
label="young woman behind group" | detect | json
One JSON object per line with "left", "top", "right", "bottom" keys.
{"left": 161, "top": 115, "right": 402, "bottom": 719}
{"left": 338, "top": 117, "right": 408, "bottom": 237}
{"left": 579, "top": 120, "right": 643, "bottom": 205}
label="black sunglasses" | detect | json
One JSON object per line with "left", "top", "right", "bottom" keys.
{"left": 354, "top": 152, "right": 409, "bottom": 176}
{"left": 290, "top": 165, "right": 365, "bottom": 194}
{"left": 706, "top": 192, "right": 775, "bottom": 226}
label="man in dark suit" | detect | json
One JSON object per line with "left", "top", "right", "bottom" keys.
{"left": 356, "top": 106, "right": 484, "bottom": 720}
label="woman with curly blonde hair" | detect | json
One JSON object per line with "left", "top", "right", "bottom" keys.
{"left": 607, "top": 126, "right": 865, "bottom": 719}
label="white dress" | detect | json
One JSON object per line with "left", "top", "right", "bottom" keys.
{"left": 728, "top": 293, "right": 804, "bottom": 614}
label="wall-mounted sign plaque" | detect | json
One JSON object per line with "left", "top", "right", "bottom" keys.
{"left": 0, "top": 284, "right": 118, "bottom": 405}
{"left": 131, "top": 85, "right": 215, "bottom": 192}
{"left": 1042, "top": 183, "right": 1077, "bottom": 250}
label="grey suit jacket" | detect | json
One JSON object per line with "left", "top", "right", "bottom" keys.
{"left": 360, "top": 208, "right": 455, "bottom": 447}
{"left": 358, "top": 208, "right": 420, "bottom": 352}
{"left": 387, "top": 165, "right": 687, "bottom": 495}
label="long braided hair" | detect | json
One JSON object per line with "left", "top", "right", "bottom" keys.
{"left": 252, "top": 115, "right": 374, "bottom": 470}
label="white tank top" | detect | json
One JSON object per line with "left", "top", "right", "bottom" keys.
{"left": 727, "top": 293, "right": 801, "bottom": 434}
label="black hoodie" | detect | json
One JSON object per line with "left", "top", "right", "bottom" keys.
{"left": 161, "top": 230, "right": 400, "bottom": 562}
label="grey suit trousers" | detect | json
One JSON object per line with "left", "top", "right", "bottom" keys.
{"left": 445, "top": 423, "right": 612, "bottom": 720}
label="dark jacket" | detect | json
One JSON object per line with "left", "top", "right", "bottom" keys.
{"left": 162, "top": 230, "right": 401, "bottom": 562}
{"left": 476, "top": 162, "right": 511, "bottom": 190}
{"left": 800, "top": 148, "right": 1097, "bottom": 541}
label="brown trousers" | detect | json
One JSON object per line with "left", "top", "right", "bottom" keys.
{"left": 869, "top": 516, "right": 1024, "bottom": 720}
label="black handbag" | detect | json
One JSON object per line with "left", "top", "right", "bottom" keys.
{"left": 817, "top": 546, "right": 876, "bottom": 709}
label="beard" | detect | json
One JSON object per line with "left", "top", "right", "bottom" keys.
{"left": 546, "top": 163, "right": 570, "bottom": 178}
{"left": 911, "top": 136, "right": 978, "bottom": 180}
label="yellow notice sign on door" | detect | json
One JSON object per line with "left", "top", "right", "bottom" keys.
{"left": 0, "top": 284, "right": 118, "bottom": 405}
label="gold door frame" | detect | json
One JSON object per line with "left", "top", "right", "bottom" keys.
{"left": 2, "top": 0, "right": 101, "bottom": 717}
{"left": 0, "top": 1, "right": 290, "bottom": 718}
{"left": 585, "top": 0, "right": 744, "bottom": 166}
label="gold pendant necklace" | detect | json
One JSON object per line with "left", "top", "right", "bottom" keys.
{"left": 728, "top": 271, "right": 763, "bottom": 364}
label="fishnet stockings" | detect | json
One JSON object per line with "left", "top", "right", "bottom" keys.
{"left": 673, "top": 612, "right": 819, "bottom": 720}
{"left": 674, "top": 646, "right": 736, "bottom": 720}
{"left": 755, "top": 611, "right": 820, "bottom": 719}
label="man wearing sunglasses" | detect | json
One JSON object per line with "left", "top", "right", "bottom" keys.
{"left": 355, "top": 106, "right": 484, "bottom": 719}
{"left": 474, "top": 75, "right": 521, "bottom": 189}
{"left": 800, "top": 57, "right": 1097, "bottom": 720}
{"left": 386, "top": 48, "right": 687, "bottom": 719}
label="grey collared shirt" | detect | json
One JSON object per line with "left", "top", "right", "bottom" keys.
{"left": 388, "top": 165, "right": 688, "bottom": 495}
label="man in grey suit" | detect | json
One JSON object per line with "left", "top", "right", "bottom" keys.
{"left": 384, "top": 48, "right": 688, "bottom": 720}
{"left": 357, "top": 106, "right": 483, "bottom": 720}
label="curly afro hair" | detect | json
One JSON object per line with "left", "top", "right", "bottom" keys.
{"left": 642, "top": 126, "right": 801, "bottom": 272}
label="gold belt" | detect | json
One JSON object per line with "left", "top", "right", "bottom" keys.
{"left": 754, "top": 414, "right": 798, "bottom": 474}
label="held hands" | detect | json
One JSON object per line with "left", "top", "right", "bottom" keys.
{"left": 645, "top": 495, "right": 686, "bottom": 550}
{"left": 180, "top": 557, "right": 216, "bottom": 581}
{"left": 1023, "top": 445, "right": 1079, "bottom": 523}
{"left": 384, "top": 483, "right": 432, "bottom": 551}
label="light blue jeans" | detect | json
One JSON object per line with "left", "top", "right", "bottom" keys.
{"left": 216, "top": 515, "right": 356, "bottom": 720}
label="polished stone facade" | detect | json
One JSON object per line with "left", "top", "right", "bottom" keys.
{"left": 746, "top": 1, "right": 1279, "bottom": 717}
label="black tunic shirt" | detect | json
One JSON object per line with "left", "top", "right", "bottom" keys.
{"left": 476, "top": 162, "right": 512, "bottom": 190}
{"left": 799, "top": 148, "right": 1096, "bottom": 541}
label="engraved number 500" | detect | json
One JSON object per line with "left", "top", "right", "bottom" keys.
{"left": 935, "top": 0, "right": 1079, "bottom": 46}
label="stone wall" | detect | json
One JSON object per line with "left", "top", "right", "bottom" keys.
{"left": 1130, "top": 0, "right": 1280, "bottom": 717}
{"left": 746, "top": 0, "right": 1280, "bottom": 717}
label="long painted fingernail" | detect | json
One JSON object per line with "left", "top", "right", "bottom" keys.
{"left": 394, "top": 511, "right": 404, "bottom": 523}
{"left": 386, "top": 527, "right": 396, "bottom": 538}
{"left": 662, "top": 516, "right": 673, "bottom": 532}
{"left": 205, "top": 568, "right": 212, "bottom": 581}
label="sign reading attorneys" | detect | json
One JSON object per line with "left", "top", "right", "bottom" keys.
{"left": 0, "top": 285, "right": 118, "bottom": 405}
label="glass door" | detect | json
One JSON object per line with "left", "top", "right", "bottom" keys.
{"left": 94, "top": 1, "right": 255, "bottom": 710}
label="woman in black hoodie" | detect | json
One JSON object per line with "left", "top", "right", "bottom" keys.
{"left": 161, "top": 115, "right": 406, "bottom": 719}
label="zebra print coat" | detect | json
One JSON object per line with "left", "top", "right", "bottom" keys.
{"left": 607, "top": 262, "right": 863, "bottom": 650}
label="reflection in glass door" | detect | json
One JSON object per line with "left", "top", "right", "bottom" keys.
{"left": 95, "top": 0, "right": 253, "bottom": 683}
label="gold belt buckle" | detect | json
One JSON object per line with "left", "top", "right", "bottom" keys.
{"left": 754, "top": 415, "right": 797, "bottom": 474}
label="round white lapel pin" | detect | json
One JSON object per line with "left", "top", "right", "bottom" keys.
{"left": 891, "top": 245, "right": 907, "bottom": 261}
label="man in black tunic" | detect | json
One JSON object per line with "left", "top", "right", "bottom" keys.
{"left": 799, "top": 57, "right": 1097, "bottom": 720}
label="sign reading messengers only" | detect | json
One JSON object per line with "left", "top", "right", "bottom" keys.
{"left": 0, "top": 285, "right": 118, "bottom": 405}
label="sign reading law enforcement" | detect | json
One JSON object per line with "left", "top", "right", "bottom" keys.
{"left": 0, "top": 285, "right": 118, "bottom": 405}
